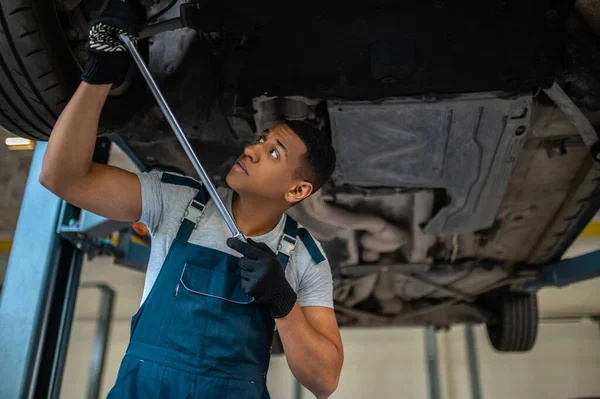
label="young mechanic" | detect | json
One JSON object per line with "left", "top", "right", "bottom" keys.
{"left": 39, "top": 1, "right": 343, "bottom": 398}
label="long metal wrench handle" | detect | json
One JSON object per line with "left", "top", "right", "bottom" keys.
{"left": 118, "top": 33, "right": 244, "bottom": 240}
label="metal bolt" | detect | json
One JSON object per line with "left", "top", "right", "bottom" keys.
{"left": 166, "top": 65, "right": 175, "bottom": 74}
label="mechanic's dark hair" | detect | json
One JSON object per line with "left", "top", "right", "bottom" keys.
{"left": 284, "top": 119, "right": 336, "bottom": 195}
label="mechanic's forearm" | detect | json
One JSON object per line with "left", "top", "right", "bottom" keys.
{"left": 275, "top": 304, "right": 343, "bottom": 398}
{"left": 40, "top": 82, "right": 111, "bottom": 192}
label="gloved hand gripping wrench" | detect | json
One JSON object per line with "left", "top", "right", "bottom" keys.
{"left": 118, "top": 33, "right": 244, "bottom": 240}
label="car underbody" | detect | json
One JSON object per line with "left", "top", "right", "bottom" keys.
{"left": 1, "top": 0, "right": 599, "bottom": 351}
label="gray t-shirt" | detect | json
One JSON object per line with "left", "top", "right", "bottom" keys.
{"left": 137, "top": 171, "right": 333, "bottom": 309}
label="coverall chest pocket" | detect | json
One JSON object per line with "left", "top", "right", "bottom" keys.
{"left": 165, "top": 262, "right": 255, "bottom": 359}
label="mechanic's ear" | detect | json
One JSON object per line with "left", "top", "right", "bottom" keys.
{"left": 285, "top": 181, "right": 313, "bottom": 204}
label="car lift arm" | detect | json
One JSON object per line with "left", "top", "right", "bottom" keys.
{"left": 523, "top": 250, "right": 600, "bottom": 292}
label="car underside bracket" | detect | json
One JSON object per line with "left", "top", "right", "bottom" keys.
{"left": 543, "top": 81, "right": 600, "bottom": 164}
{"left": 523, "top": 250, "right": 600, "bottom": 292}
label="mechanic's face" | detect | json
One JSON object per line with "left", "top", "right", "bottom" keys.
{"left": 226, "top": 124, "right": 313, "bottom": 205}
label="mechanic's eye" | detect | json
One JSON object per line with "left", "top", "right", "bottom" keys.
{"left": 257, "top": 136, "right": 265, "bottom": 143}
{"left": 270, "top": 149, "right": 278, "bottom": 159}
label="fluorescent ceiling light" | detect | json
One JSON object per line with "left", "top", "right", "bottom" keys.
{"left": 5, "top": 137, "right": 35, "bottom": 150}
{"left": 5, "top": 137, "right": 31, "bottom": 145}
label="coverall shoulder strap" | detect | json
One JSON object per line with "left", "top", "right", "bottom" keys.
{"left": 162, "top": 173, "right": 210, "bottom": 242}
{"left": 276, "top": 216, "right": 299, "bottom": 270}
{"left": 160, "top": 173, "right": 209, "bottom": 204}
{"left": 298, "top": 228, "right": 326, "bottom": 265}
{"left": 277, "top": 215, "right": 327, "bottom": 266}
{"left": 161, "top": 172, "right": 202, "bottom": 190}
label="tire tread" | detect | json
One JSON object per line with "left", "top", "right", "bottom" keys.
{"left": 0, "top": 0, "right": 70, "bottom": 139}
{"left": 486, "top": 292, "right": 539, "bottom": 353}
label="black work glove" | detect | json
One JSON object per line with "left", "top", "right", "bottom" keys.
{"left": 227, "top": 238, "right": 297, "bottom": 318}
{"left": 81, "top": 0, "right": 139, "bottom": 85}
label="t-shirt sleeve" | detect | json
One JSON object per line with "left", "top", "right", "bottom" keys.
{"left": 136, "top": 171, "right": 165, "bottom": 234}
{"left": 296, "top": 257, "right": 334, "bottom": 309}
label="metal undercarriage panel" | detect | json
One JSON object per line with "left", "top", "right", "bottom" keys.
{"left": 328, "top": 93, "right": 532, "bottom": 235}
{"left": 460, "top": 106, "right": 600, "bottom": 265}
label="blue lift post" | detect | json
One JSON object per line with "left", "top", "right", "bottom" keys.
{"left": 424, "top": 326, "right": 441, "bottom": 399}
{"left": 0, "top": 138, "right": 135, "bottom": 399}
{"left": 79, "top": 283, "right": 115, "bottom": 399}
{"left": 0, "top": 142, "right": 79, "bottom": 399}
{"left": 464, "top": 325, "right": 482, "bottom": 399}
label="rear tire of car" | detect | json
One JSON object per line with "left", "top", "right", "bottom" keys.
{"left": 0, "top": 0, "right": 145, "bottom": 140}
{"left": 486, "top": 292, "right": 539, "bottom": 352}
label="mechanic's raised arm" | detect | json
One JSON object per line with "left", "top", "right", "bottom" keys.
{"left": 39, "top": 0, "right": 141, "bottom": 222}
{"left": 40, "top": 83, "right": 141, "bottom": 222}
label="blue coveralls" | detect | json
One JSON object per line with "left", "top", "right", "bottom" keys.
{"left": 107, "top": 173, "right": 324, "bottom": 398}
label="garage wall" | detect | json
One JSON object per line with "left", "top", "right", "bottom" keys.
{"left": 326, "top": 322, "right": 600, "bottom": 399}
{"left": 319, "top": 327, "right": 429, "bottom": 399}
{"left": 0, "top": 126, "right": 33, "bottom": 237}
{"left": 440, "top": 323, "right": 600, "bottom": 399}
{"left": 0, "top": 252, "right": 8, "bottom": 286}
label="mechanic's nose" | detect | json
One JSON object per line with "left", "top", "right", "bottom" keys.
{"left": 244, "top": 144, "right": 259, "bottom": 163}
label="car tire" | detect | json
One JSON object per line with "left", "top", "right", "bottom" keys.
{"left": 0, "top": 0, "right": 145, "bottom": 140}
{"left": 486, "top": 292, "right": 539, "bottom": 352}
